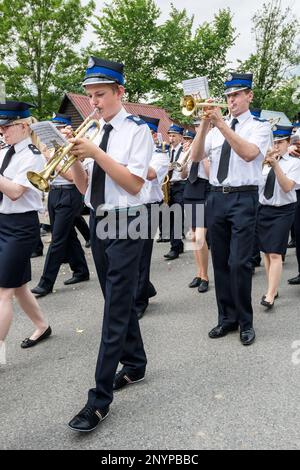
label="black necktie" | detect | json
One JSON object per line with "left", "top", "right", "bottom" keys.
{"left": 171, "top": 149, "right": 175, "bottom": 162}
{"left": 0, "top": 145, "right": 15, "bottom": 203}
{"left": 217, "top": 118, "right": 239, "bottom": 183}
{"left": 91, "top": 123, "right": 113, "bottom": 209}
{"left": 188, "top": 162, "right": 199, "bottom": 184}
{"left": 263, "top": 167, "right": 276, "bottom": 200}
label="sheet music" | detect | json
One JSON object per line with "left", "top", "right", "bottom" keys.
{"left": 30, "top": 121, "right": 68, "bottom": 149}
{"left": 182, "top": 76, "right": 210, "bottom": 98}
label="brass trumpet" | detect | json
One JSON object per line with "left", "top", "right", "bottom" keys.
{"left": 27, "top": 112, "right": 100, "bottom": 191}
{"left": 180, "top": 95, "right": 228, "bottom": 117}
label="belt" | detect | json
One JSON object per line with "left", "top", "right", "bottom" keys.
{"left": 211, "top": 185, "right": 258, "bottom": 194}
{"left": 50, "top": 184, "right": 75, "bottom": 190}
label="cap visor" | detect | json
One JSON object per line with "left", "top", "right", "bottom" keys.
{"left": 82, "top": 77, "right": 116, "bottom": 86}
{"left": 224, "top": 86, "right": 249, "bottom": 95}
{"left": 274, "top": 136, "right": 290, "bottom": 142}
{"left": 0, "top": 119, "right": 12, "bottom": 126}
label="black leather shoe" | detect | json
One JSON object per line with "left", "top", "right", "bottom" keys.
{"left": 240, "top": 327, "right": 255, "bottom": 346}
{"left": 261, "top": 292, "right": 278, "bottom": 302}
{"left": 21, "top": 326, "right": 52, "bottom": 348}
{"left": 31, "top": 251, "right": 43, "bottom": 258}
{"left": 64, "top": 274, "right": 90, "bottom": 285}
{"left": 157, "top": 237, "right": 170, "bottom": 243}
{"left": 189, "top": 277, "right": 201, "bottom": 288}
{"left": 198, "top": 280, "right": 209, "bottom": 293}
{"left": 178, "top": 245, "right": 184, "bottom": 254}
{"left": 287, "top": 239, "right": 296, "bottom": 248}
{"left": 288, "top": 275, "right": 300, "bottom": 285}
{"left": 31, "top": 286, "right": 53, "bottom": 297}
{"left": 68, "top": 404, "right": 109, "bottom": 432}
{"left": 260, "top": 298, "right": 274, "bottom": 309}
{"left": 164, "top": 250, "right": 179, "bottom": 260}
{"left": 113, "top": 369, "right": 145, "bottom": 391}
{"left": 208, "top": 323, "right": 238, "bottom": 339}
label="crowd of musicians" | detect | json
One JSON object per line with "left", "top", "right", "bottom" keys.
{"left": 1, "top": 56, "right": 300, "bottom": 433}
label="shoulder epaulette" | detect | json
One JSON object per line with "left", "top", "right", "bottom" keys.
{"left": 126, "top": 115, "right": 147, "bottom": 126}
{"left": 253, "top": 117, "right": 268, "bottom": 123}
{"left": 28, "top": 144, "right": 41, "bottom": 155}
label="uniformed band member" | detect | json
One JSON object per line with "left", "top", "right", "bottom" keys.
{"left": 67, "top": 57, "right": 153, "bottom": 432}
{"left": 136, "top": 115, "right": 169, "bottom": 319}
{"left": 181, "top": 130, "right": 210, "bottom": 293}
{"left": 31, "top": 113, "right": 90, "bottom": 297}
{"left": 0, "top": 101, "right": 51, "bottom": 352}
{"left": 164, "top": 124, "right": 185, "bottom": 260}
{"left": 191, "top": 72, "right": 271, "bottom": 345}
{"left": 258, "top": 125, "right": 300, "bottom": 308}
{"left": 288, "top": 135, "right": 300, "bottom": 285}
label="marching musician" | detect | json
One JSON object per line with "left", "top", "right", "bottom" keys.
{"left": 31, "top": 113, "right": 90, "bottom": 297}
{"left": 67, "top": 57, "right": 153, "bottom": 432}
{"left": 135, "top": 115, "right": 169, "bottom": 319}
{"left": 0, "top": 101, "right": 51, "bottom": 354}
{"left": 181, "top": 130, "right": 210, "bottom": 293}
{"left": 191, "top": 72, "right": 271, "bottom": 346}
{"left": 258, "top": 125, "right": 300, "bottom": 308}
{"left": 164, "top": 124, "right": 185, "bottom": 260}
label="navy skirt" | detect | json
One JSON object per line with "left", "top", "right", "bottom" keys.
{"left": 257, "top": 203, "right": 296, "bottom": 255}
{"left": 184, "top": 179, "right": 210, "bottom": 229}
{"left": 0, "top": 211, "right": 39, "bottom": 288}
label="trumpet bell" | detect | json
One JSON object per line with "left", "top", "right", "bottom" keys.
{"left": 27, "top": 171, "right": 50, "bottom": 192}
{"left": 180, "top": 95, "right": 198, "bottom": 116}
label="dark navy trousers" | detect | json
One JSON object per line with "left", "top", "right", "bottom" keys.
{"left": 294, "top": 190, "right": 300, "bottom": 274}
{"left": 206, "top": 191, "right": 258, "bottom": 331}
{"left": 39, "top": 187, "right": 89, "bottom": 289}
{"left": 88, "top": 210, "right": 147, "bottom": 409}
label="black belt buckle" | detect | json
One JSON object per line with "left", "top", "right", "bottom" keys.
{"left": 222, "top": 186, "right": 231, "bottom": 194}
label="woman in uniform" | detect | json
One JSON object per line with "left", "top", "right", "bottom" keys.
{"left": 0, "top": 101, "right": 51, "bottom": 357}
{"left": 258, "top": 125, "right": 300, "bottom": 309}
{"left": 181, "top": 130, "right": 210, "bottom": 293}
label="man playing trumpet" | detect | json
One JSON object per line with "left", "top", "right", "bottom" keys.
{"left": 191, "top": 72, "right": 271, "bottom": 346}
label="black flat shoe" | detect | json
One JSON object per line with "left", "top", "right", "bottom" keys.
{"left": 261, "top": 292, "right": 279, "bottom": 302}
{"left": 288, "top": 275, "right": 300, "bottom": 285}
{"left": 188, "top": 277, "right": 201, "bottom": 288}
{"left": 198, "top": 280, "right": 209, "bottom": 293}
{"left": 21, "top": 326, "right": 52, "bottom": 348}
{"left": 260, "top": 298, "right": 275, "bottom": 309}
{"left": 64, "top": 274, "right": 90, "bottom": 285}
{"left": 31, "top": 286, "right": 53, "bottom": 297}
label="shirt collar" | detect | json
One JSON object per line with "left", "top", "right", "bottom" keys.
{"left": 14, "top": 137, "right": 32, "bottom": 154}
{"left": 230, "top": 109, "right": 251, "bottom": 125}
{"left": 100, "top": 107, "right": 128, "bottom": 132}
{"left": 281, "top": 152, "right": 290, "bottom": 161}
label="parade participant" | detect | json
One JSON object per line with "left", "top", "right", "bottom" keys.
{"left": 0, "top": 101, "right": 51, "bottom": 355}
{"left": 181, "top": 130, "right": 210, "bottom": 293}
{"left": 258, "top": 125, "right": 300, "bottom": 308}
{"left": 191, "top": 72, "right": 271, "bottom": 345}
{"left": 134, "top": 115, "right": 169, "bottom": 319}
{"left": 67, "top": 57, "right": 153, "bottom": 432}
{"left": 31, "top": 113, "right": 89, "bottom": 297}
{"left": 164, "top": 124, "right": 185, "bottom": 260}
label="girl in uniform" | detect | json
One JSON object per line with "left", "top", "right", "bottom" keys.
{"left": 258, "top": 125, "right": 300, "bottom": 308}
{"left": 0, "top": 101, "right": 51, "bottom": 360}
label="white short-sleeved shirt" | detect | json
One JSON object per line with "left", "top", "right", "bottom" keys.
{"left": 204, "top": 110, "right": 272, "bottom": 186}
{"left": 0, "top": 137, "right": 45, "bottom": 214}
{"left": 141, "top": 146, "right": 170, "bottom": 203}
{"left": 84, "top": 107, "right": 153, "bottom": 209}
{"left": 170, "top": 144, "right": 186, "bottom": 182}
{"left": 259, "top": 153, "right": 300, "bottom": 206}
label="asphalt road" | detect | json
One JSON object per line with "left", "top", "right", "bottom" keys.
{"left": 1, "top": 235, "right": 300, "bottom": 450}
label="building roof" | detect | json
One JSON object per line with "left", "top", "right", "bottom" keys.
{"left": 59, "top": 92, "right": 175, "bottom": 141}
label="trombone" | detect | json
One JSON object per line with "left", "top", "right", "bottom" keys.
{"left": 27, "top": 111, "right": 100, "bottom": 192}
{"left": 180, "top": 95, "right": 228, "bottom": 117}
{"left": 169, "top": 144, "right": 193, "bottom": 172}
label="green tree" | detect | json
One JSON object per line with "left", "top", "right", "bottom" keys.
{"left": 0, "top": 0, "right": 95, "bottom": 118}
{"left": 155, "top": 7, "right": 236, "bottom": 122}
{"left": 263, "top": 77, "right": 300, "bottom": 121}
{"left": 238, "top": 0, "right": 300, "bottom": 108}
{"left": 92, "top": 0, "right": 161, "bottom": 102}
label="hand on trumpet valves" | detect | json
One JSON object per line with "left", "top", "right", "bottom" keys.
{"left": 60, "top": 125, "right": 74, "bottom": 140}
{"left": 264, "top": 148, "right": 280, "bottom": 167}
{"left": 69, "top": 137, "right": 100, "bottom": 160}
{"left": 201, "top": 101, "right": 224, "bottom": 125}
